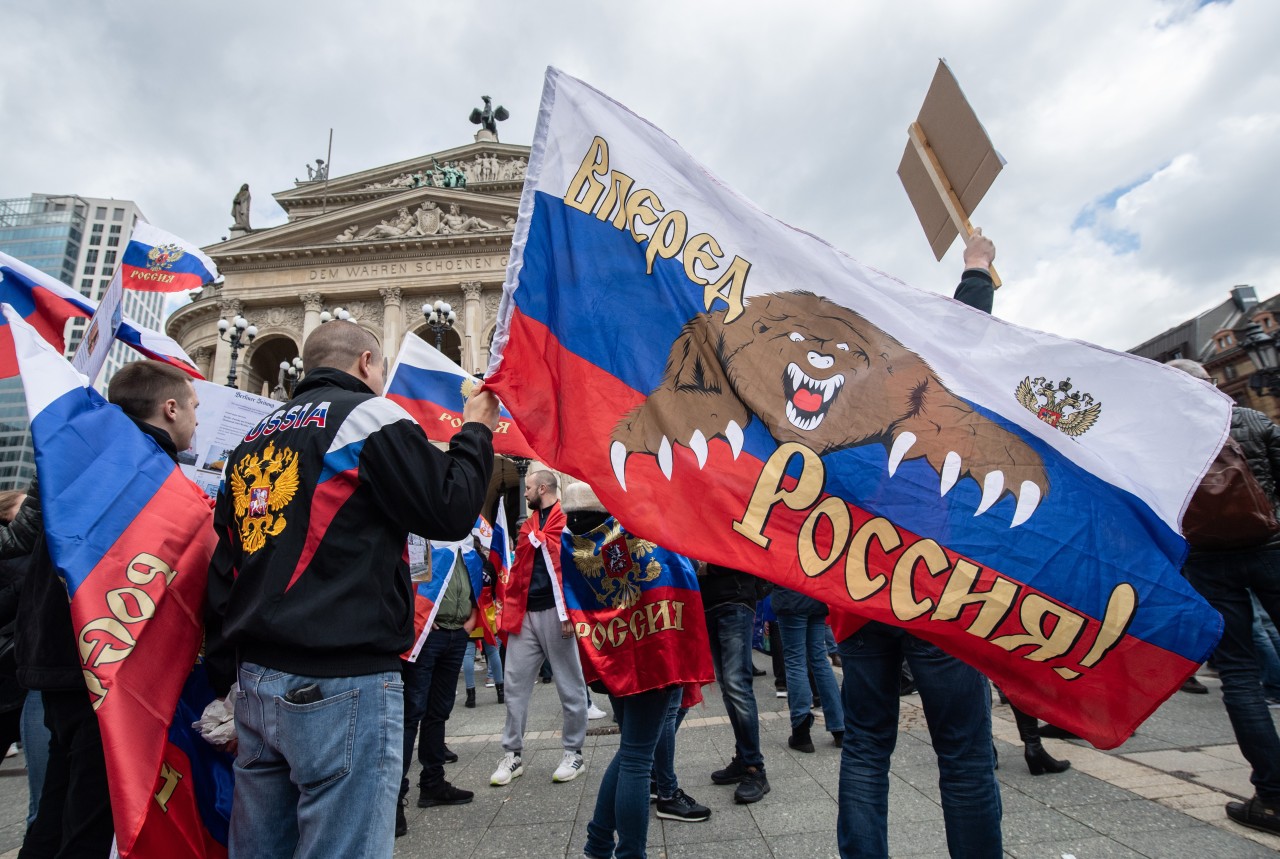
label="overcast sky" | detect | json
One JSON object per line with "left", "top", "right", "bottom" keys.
{"left": 2, "top": 0, "right": 1274, "bottom": 351}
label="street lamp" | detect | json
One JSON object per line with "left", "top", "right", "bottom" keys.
{"left": 319, "top": 306, "right": 351, "bottom": 324}
{"left": 509, "top": 456, "right": 531, "bottom": 527}
{"left": 1240, "top": 321, "right": 1280, "bottom": 395}
{"left": 422, "top": 300, "right": 457, "bottom": 352}
{"left": 217, "top": 315, "right": 257, "bottom": 388}
{"left": 273, "top": 356, "right": 305, "bottom": 401}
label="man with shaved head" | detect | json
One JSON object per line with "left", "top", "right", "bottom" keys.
{"left": 205, "top": 320, "right": 498, "bottom": 857}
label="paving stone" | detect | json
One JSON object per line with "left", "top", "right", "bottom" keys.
{"left": 1058, "top": 797, "right": 1203, "bottom": 836}
{"left": 1112, "top": 822, "right": 1280, "bottom": 858}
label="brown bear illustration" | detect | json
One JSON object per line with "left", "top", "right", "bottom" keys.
{"left": 610, "top": 291, "right": 1049, "bottom": 525}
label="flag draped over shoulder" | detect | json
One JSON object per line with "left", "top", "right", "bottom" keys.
{"left": 406, "top": 534, "right": 485, "bottom": 660}
{"left": 0, "top": 252, "right": 204, "bottom": 379}
{"left": 559, "top": 518, "right": 713, "bottom": 704}
{"left": 121, "top": 223, "right": 220, "bottom": 294}
{"left": 3, "top": 306, "right": 227, "bottom": 856}
{"left": 385, "top": 331, "right": 539, "bottom": 459}
{"left": 485, "top": 68, "right": 1229, "bottom": 749}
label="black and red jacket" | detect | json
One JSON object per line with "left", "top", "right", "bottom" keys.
{"left": 205, "top": 368, "right": 493, "bottom": 695}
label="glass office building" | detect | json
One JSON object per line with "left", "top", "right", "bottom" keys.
{"left": 0, "top": 195, "right": 88, "bottom": 489}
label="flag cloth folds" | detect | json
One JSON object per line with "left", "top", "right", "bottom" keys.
{"left": 406, "top": 534, "right": 485, "bottom": 661}
{"left": 485, "top": 68, "right": 1229, "bottom": 749}
{"left": 3, "top": 305, "right": 225, "bottom": 856}
{"left": 0, "top": 251, "right": 204, "bottom": 379}
{"left": 121, "top": 222, "right": 220, "bottom": 293}
{"left": 386, "top": 331, "right": 539, "bottom": 459}
{"left": 559, "top": 517, "right": 713, "bottom": 705}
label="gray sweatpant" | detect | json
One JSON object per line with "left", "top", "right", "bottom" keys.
{"left": 500, "top": 607, "right": 588, "bottom": 753}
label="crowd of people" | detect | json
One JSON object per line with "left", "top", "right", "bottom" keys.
{"left": 0, "top": 231, "right": 1278, "bottom": 858}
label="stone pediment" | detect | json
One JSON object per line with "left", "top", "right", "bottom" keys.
{"left": 204, "top": 187, "right": 517, "bottom": 269}
{"left": 274, "top": 141, "right": 531, "bottom": 218}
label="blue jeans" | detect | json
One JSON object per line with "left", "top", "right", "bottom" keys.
{"left": 462, "top": 637, "right": 504, "bottom": 689}
{"left": 705, "top": 602, "right": 764, "bottom": 769}
{"left": 231, "top": 662, "right": 403, "bottom": 859}
{"left": 1251, "top": 593, "right": 1280, "bottom": 699}
{"left": 585, "top": 687, "right": 679, "bottom": 859}
{"left": 21, "top": 690, "right": 49, "bottom": 825}
{"left": 402, "top": 627, "right": 469, "bottom": 796}
{"left": 652, "top": 694, "right": 688, "bottom": 798}
{"left": 1185, "top": 548, "right": 1280, "bottom": 801}
{"left": 837, "top": 624, "right": 1000, "bottom": 859}
{"left": 777, "top": 613, "right": 845, "bottom": 733}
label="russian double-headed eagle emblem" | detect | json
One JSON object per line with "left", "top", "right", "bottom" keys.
{"left": 1015, "top": 376, "right": 1102, "bottom": 438}
{"left": 230, "top": 441, "right": 300, "bottom": 554}
{"left": 570, "top": 522, "right": 662, "bottom": 610}
{"left": 146, "top": 243, "right": 185, "bottom": 271}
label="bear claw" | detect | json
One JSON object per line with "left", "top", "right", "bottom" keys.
{"left": 611, "top": 441, "right": 628, "bottom": 492}
{"left": 975, "top": 471, "right": 1005, "bottom": 516}
{"left": 940, "top": 451, "right": 962, "bottom": 497}
{"left": 1011, "top": 481, "right": 1041, "bottom": 528}
{"left": 887, "top": 432, "right": 916, "bottom": 477}
{"left": 726, "top": 421, "right": 744, "bottom": 460}
{"left": 689, "top": 430, "right": 709, "bottom": 468}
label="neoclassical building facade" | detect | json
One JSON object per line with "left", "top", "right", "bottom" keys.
{"left": 168, "top": 136, "right": 530, "bottom": 394}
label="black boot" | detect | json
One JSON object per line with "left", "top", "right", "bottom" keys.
{"left": 395, "top": 798, "right": 408, "bottom": 837}
{"left": 465, "top": 687, "right": 476, "bottom": 708}
{"left": 1024, "top": 741, "right": 1070, "bottom": 775}
{"left": 788, "top": 713, "right": 815, "bottom": 753}
{"left": 496, "top": 682, "right": 505, "bottom": 704}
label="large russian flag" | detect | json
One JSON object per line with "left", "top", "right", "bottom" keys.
{"left": 485, "top": 68, "right": 1228, "bottom": 749}
{"left": 386, "top": 331, "right": 539, "bottom": 459}
{"left": 559, "top": 519, "right": 713, "bottom": 703}
{"left": 0, "top": 251, "right": 205, "bottom": 379}
{"left": 121, "top": 222, "right": 220, "bottom": 294}
{"left": 3, "top": 305, "right": 226, "bottom": 856}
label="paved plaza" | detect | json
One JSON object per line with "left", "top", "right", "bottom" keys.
{"left": 1, "top": 657, "right": 1279, "bottom": 858}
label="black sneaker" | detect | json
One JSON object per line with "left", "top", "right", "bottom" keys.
{"left": 656, "top": 788, "right": 711, "bottom": 822}
{"left": 711, "top": 756, "right": 749, "bottom": 785}
{"left": 1181, "top": 676, "right": 1209, "bottom": 694}
{"left": 1226, "top": 796, "right": 1280, "bottom": 835}
{"left": 443, "top": 745, "right": 459, "bottom": 764}
{"left": 395, "top": 800, "right": 408, "bottom": 837}
{"left": 733, "top": 768, "right": 770, "bottom": 804}
{"left": 418, "top": 781, "right": 474, "bottom": 807}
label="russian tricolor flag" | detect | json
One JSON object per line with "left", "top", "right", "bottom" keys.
{"left": 386, "top": 331, "right": 538, "bottom": 459}
{"left": 121, "top": 222, "right": 219, "bottom": 294}
{"left": 0, "top": 251, "right": 204, "bottom": 379}
{"left": 3, "top": 305, "right": 227, "bottom": 856}
{"left": 485, "top": 68, "right": 1227, "bottom": 749}
{"left": 406, "top": 536, "right": 485, "bottom": 661}
{"left": 489, "top": 497, "right": 514, "bottom": 588}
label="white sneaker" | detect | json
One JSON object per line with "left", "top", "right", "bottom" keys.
{"left": 490, "top": 752, "right": 524, "bottom": 786}
{"left": 4, "top": 743, "right": 16, "bottom": 759}
{"left": 552, "top": 750, "right": 585, "bottom": 782}
{"left": 485, "top": 680, "right": 496, "bottom": 688}
{"left": 587, "top": 703, "right": 607, "bottom": 720}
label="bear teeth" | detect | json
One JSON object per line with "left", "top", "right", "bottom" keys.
{"left": 785, "top": 401, "right": 826, "bottom": 431}
{"left": 786, "top": 363, "right": 844, "bottom": 406}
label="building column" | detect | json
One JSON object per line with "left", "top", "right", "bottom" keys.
{"left": 462, "top": 281, "right": 483, "bottom": 374}
{"left": 301, "top": 292, "right": 324, "bottom": 340}
{"left": 379, "top": 286, "right": 403, "bottom": 357}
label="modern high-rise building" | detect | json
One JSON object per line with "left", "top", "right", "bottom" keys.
{"left": 0, "top": 193, "right": 167, "bottom": 489}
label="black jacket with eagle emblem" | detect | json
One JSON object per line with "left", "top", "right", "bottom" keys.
{"left": 204, "top": 367, "right": 493, "bottom": 697}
